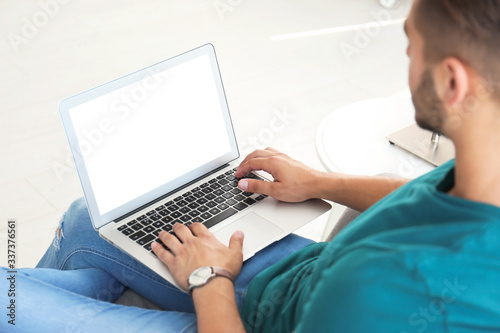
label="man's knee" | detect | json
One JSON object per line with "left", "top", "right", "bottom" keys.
{"left": 62, "top": 197, "right": 93, "bottom": 234}
{"left": 67, "top": 197, "right": 90, "bottom": 221}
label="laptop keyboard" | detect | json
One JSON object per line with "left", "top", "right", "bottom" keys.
{"left": 117, "top": 168, "right": 267, "bottom": 255}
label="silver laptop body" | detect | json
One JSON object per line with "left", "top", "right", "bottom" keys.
{"left": 59, "top": 44, "right": 331, "bottom": 289}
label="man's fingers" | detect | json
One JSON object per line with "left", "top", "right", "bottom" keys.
{"left": 235, "top": 149, "right": 279, "bottom": 177}
{"left": 238, "top": 178, "right": 274, "bottom": 196}
{"left": 264, "top": 147, "right": 280, "bottom": 154}
{"left": 152, "top": 241, "right": 174, "bottom": 265}
{"left": 228, "top": 231, "right": 244, "bottom": 253}
{"left": 236, "top": 156, "right": 278, "bottom": 180}
{"left": 159, "top": 229, "right": 182, "bottom": 253}
{"left": 189, "top": 222, "right": 209, "bottom": 237}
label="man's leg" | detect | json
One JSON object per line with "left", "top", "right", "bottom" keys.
{"left": 36, "top": 198, "right": 195, "bottom": 312}
{"left": 233, "top": 234, "right": 314, "bottom": 306}
{"left": 0, "top": 267, "right": 197, "bottom": 333}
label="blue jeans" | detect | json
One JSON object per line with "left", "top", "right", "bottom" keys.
{"left": 0, "top": 198, "right": 313, "bottom": 333}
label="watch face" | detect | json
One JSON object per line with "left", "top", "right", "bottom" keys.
{"left": 189, "top": 266, "right": 213, "bottom": 287}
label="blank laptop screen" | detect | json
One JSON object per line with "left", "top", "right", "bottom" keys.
{"left": 65, "top": 50, "right": 237, "bottom": 226}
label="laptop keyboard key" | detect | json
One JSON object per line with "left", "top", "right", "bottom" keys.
{"left": 149, "top": 214, "right": 161, "bottom": 221}
{"left": 201, "top": 212, "right": 212, "bottom": 220}
{"left": 203, "top": 208, "right": 238, "bottom": 229}
{"left": 188, "top": 202, "right": 199, "bottom": 209}
{"left": 233, "top": 203, "right": 248, "bottom": 211}
{"left": 153, "top": 221, "right": 164, "bottom": 228}
{"left": 121, "top": 228, "right": 134, "bottom": 236}
{"left": 226, "top": 199, "right": 237, "bottom": 206}
{"left": 168, "top": 205, "right": 179, "bottom": 212}
{"left": 244, "top": 198, "right": 257, "bottom": 206}
{"left": 218, "top": 203, "right": 229, "bottom": 211}
{"left": 158, "top": 209, "right": 169, "bottom": 216}
{"left": 209, "top": 208, "right": 221, "bottom": 215}
{"left": 197, "top": 198, "right": 208, "bottom": 205}
{"left": 140, "top": 219, "right": 153, "bottom": 226}
{"left": 214, "top": 197, "right": 225, "bottom": 204}
{"left": 130, "top": 231, "right": 146, "bottom": 241}
{"left": 162, "top": 216, "right": 173, "bottom": 223}
{"left": 137, "top": 234, "right": 155, "bottom": 246}
{"left": 131, "top": 223, "right": 143, "bottom": 231}
{"left": 234, "top": 194, "right": 246, "bottom": 201}
{"left": 189, "top": 210, "right": 200, "bottom": 217}
{"left": 144, "top": 225, "right": 155, "bottom": 233}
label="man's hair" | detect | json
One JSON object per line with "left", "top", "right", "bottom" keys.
{"left": 414, "top": 0, "right": 500, "bottom": 98}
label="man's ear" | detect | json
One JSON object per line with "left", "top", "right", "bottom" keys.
{"left": 434, "top": 57, "right": 469, "bottom": 108}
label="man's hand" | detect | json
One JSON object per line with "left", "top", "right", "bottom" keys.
{"left": 152, "top": 223, "right": 244, "bottom": 291}
{"left": 235, "top": 147, "right": 408, "bottom": 211}
{"left": 235, "top": 148, "right": 323, "bottom": 202}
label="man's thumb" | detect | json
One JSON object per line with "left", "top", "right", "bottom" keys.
{"left": 229, "top": 230, "right": 244, "bottom": 251}
{"left": 238, "top": 179, "right": 271, "bottom": 196}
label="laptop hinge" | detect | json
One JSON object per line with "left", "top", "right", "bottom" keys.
{"left": 113, "top": 164, "right": 232, "bottom": 223}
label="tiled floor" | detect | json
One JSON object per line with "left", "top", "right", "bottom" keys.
{"left": 0, "top": 0, "right": 412, "bottom": 268}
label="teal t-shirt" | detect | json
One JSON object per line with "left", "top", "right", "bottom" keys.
{"left": 240, "top": 160, "right": 500, "bottom": 332}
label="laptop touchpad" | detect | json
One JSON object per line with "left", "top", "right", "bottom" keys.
{"left": 214, "top": 212, "right": 284, "bottom": 256}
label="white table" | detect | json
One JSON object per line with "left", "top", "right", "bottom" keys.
{"left": 316, "top": 97, "right": 434, "bottom": 178}
{"left": 315, "top": 97, "right": 435, "bottom": 240}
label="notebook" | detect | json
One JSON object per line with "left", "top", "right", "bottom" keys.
{"left": 59, "top": 44, "right": 331, "bottom": 290}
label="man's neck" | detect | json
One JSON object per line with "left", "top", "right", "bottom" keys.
{"left": 448, "top": 110, "right": 500, "bottom": 208}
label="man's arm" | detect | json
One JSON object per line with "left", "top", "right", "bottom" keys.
{"left": 235, "top": 148, "right": 408, "bottom": 212}
{"left": 191, "top": 278, "right": 245, "bottom": 333}
{"left": 315, "top": 173, "right": 408, "bottom": 212}
{"left": 152, "top": 223, "right": 246, "bottom": 333}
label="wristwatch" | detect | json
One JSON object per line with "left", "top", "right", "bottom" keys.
{"left": 188, "top": 266, "right": 234, "bottom": 292}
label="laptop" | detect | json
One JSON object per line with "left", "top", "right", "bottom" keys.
{"left": 59, "top": 44, "right": 331, "bottom": 290}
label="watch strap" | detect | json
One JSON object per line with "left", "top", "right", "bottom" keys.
{"left": 211, "top": 267, "right": 234, "bottom": 283}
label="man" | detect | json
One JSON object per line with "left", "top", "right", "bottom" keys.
{"left": 2, "top": 0, "right": 499, "bottom": 332}
{"left": 152, "top": 0, "right": 500, "bottom": 331}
